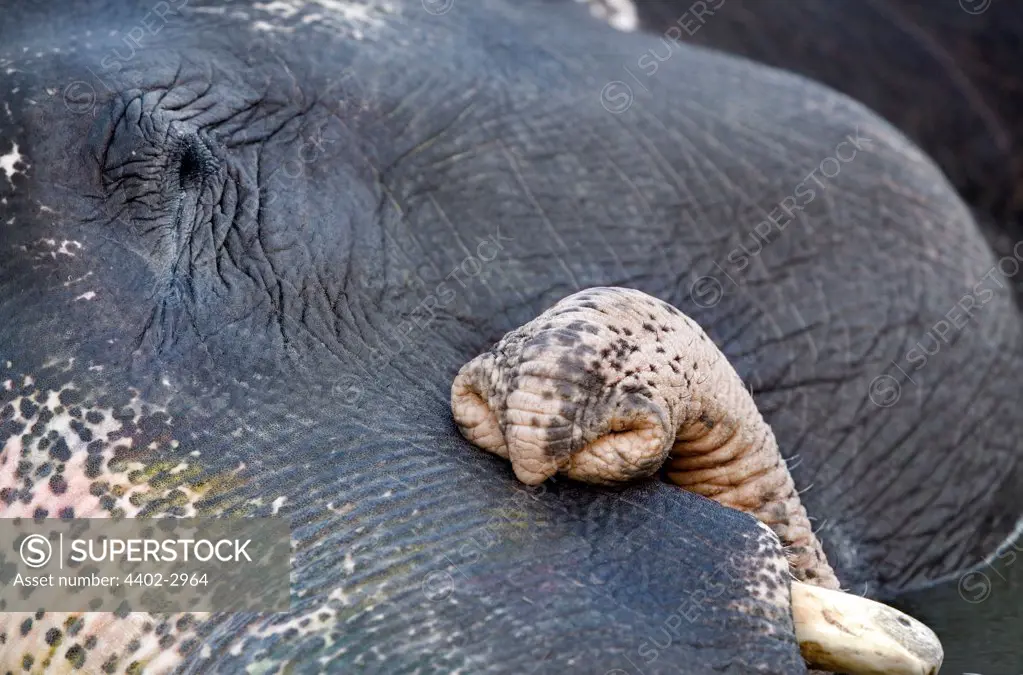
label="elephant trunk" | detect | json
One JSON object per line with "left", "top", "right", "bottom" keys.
{"left": 664, "top": 351, "right": 839, "bottom": 589}
{"left": 451, "top": 287, "right": 835, "bottom": 587}
{"left": 452, "top": 287, "right": 944, "bottom": 675}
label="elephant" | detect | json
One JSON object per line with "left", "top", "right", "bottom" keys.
{"left": 0, "top": 0, "right": 1019, "bottom": 672}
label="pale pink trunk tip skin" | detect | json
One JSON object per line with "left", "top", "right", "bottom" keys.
{"left": 451, "top": 286, "right": 838, "bottom": 588}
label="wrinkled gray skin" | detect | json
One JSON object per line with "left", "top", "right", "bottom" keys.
{"left": 0, "top": 0, "right": 1020, "bottom": 672}
{"left": 642, "top": 0, "right": 1023, "bottom": 305}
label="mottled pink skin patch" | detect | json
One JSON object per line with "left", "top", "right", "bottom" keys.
{"left": 0, "top": 611, "right": 204, "bottom": 674}
{"left": 0, "top": 361, "right": 232, "bottom": 673}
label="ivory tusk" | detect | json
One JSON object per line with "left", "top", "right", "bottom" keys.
{"left": 792, "top": 581, "right": 943, "bottom": 675}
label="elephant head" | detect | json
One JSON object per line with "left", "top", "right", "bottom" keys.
{"left": 0, "top": 0, "right": 1018, "bottom": 672}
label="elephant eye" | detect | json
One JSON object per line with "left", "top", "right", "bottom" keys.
{"left": 174, "top": 133, "right": 219, "bottom": 190}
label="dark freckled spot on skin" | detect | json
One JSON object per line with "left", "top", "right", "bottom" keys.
{"left": 19, "top": 619, "right": 31, "bottom": 636}
{"left": 34, "top": 611, "right": 43, "bottom": 621}
{"left": 59, "top": 389, "right": 82, "bottom": 407}
{"left": 44, "top": 628, "right": 62, "bottom": 647}
{"left": 649, "top": 365, "right": 657, "bottom": 372}
{"left": 85, "top": 454, "right": 103, "bottom": 479}
{"left": 49, "top": 438, "right": 71, "bottom": 462}
{"left": 621, "top": 384, "right": 650, "bottom": 398}
{"left": 102, "top": 657, "right": 118, "bottom": 674}
{"left": 65, "top": 645, "right": 86, "bottom": 669}
{"left": 59, "top": 507, "right": 75, "bottom": 519}
{"left": 126, "top": 640, "right": 141, "bottom": 653}
{"left": 622, "top": 328, "right": 633, "bottom": 336}
{"left": 49, "top": 474, "right": 68, "bottom": 495}
{"left": 84, "top": 636, "right": 97, "bottom": 650}
{"left": 19, "top": 399, "right": 37, "bottom": 418}
{"left": 65, "top": 617, "right": 83, "bottom": 637}
{"left": 555, "top": 333, "right": 577, "bottom": 346}
{"left": 70, "top": 420, "right": 92, "bottom": 442}
{"left": 608, "top": 326, "right": 620, "bottom": 334}
{"left": 22, "top": 654, "right": 34, "bottom": 670}
{"left": 642, "top": 323, "right": 656, "bottom": 332}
